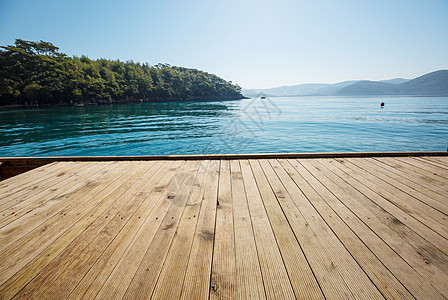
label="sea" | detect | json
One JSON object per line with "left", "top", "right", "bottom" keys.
{"left": 1, "top": 96, "right": 447, "bottom": 157}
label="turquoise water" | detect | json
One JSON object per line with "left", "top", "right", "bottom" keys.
{"left": 0, "top": 96, "right": 447, "bottom": 156}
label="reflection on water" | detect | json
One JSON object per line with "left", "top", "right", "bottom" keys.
{"left": 1, "top": 96, "right": 447, "bottom": 156}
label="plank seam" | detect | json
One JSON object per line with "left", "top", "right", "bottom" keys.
{"left": 298, "top": 158, "right": 408, "bottom": 299}
{"left": 239, "top": 160, "right": 268, "bottom": 300}
{"left": 3, "top": 161, "right": 150, "bottom": 297}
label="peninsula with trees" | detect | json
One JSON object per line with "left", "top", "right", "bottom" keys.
{"left": 0, "top": 39, "right": 245, "bottom": 108}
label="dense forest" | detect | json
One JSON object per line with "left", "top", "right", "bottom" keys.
{"left": 0, "top": 39, "right": 245, "bottom": 107}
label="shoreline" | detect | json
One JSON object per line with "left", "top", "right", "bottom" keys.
{"left": 0, "top": 96, "right": 249, "bottom": 111}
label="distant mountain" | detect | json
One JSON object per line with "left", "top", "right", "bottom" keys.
{"left": 242, "top": 81, "right": 358, "bottom": 97}
{"left": 336, "top": 70, "right": 448, "bottom": 96}
{"left": 243, "top": 70, "right": 448, "bottom": 97}
{"left": 379, "top": 78, "right": 409, "bottom": 84}
{"left": 399, "top": 70, "right": 448, "bottom": 96}
{"left": 335, "top": 81, "right": 401, "bottom": 95}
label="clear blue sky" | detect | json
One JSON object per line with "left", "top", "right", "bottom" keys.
{"left": 1, "top": 0, "right": 447, "bottom": 89}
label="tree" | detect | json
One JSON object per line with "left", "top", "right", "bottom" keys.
{"left": 0, "top": 39, "right": 245, "bottom": 106}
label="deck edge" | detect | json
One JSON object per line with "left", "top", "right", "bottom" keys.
{"left": 1, "top": 151, "right": 447, "bottom": 164}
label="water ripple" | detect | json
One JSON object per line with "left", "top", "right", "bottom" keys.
{"left": 1, "top": 96, "right": 447, "bottom": 156}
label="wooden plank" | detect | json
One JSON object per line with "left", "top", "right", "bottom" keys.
{"left": 268, "top": 158, "right": 356, "bottom": 298}
{"left": 339, "top": 158, "right": 448, "bottom": 238}
{"left": 65, "top": 161, "right": 172, "bottom": 300}
{"left": 9, "top": 161, "right": 162, "bottom": 298}
{"left": 180, "top": 160, "right": 220, "bottom": 300}
{"left": 150, "top": 160, "right": 210, "bottom": 299}
{"left": 0, "top": 162, "right": 87, "bottom": 212}
{"left": 318, "top": 158, "right": 448, "bottom": 257}
{"left": 91, "top": 160, "right": 189, "bottom": 300}
{"left": 0, "top": 162, "right": 85, "bottom": 198}
{"left": 416, "top": 157, "right": 448, "bottom": 169}
{"left": 0, "top": 161, "right": 158, "bottom": 297}
{"left": 313, "top": 158, "right": 448, "bottom": 268}
{"left": 241, "top": 160, "right": 296, "bottom": 299}
{"left": 0, "top": 161, "right": 160, "bottom": 298}
{"left": 302, "top": 158, "right": 448, "bottom": 296}
{"left": 0, "top": 162, "right": 61, "bottom": 198}
{"left": 409, "top": 157, "right": 448, "bottom": 178}
{"left": 229, "top": 160, "right": 265, "bottom": 299}
{"left": 0, "top": 162, "right": 115, "bottom": 252}
{"left": 276, "top": 158, "right": 413, "bottom": 299}
{"left": 394, "top": 157, "right": 448, "bottom": 184}
{"left": 376, "top": 157, "right": 448, "bottom": 193}
{"left": 0, "top": 163, "right": 89, "bottom": 212}
{"left": 401, "top": 156, "right": 448, "bottom": 180}
{"left": 0, "top": 161, "right": 144, "bottom": 288}
{"left": 9, "top": 161, "right": 175, "bottom": 299}
{"left": 254, "top": 159, "right": 325, "bottom": 299}
{"left": 209, "top": 160, "right": 236, "bottom": 299}
{"left": 348, "top": 158, "right": 448, "bottom": 215}
{"left": 346, "top": 159, "right": 448, "bottom": 237}
{"left": 0, "top": 155, "right": 447, "bottom": 299}
{"left": 0, "top": 162, "right": 108, "bottom": 228}
{"left": 0, "top": 162, "right": 98, "bottom": 219}
{"left": 370, "top": 157, "right": 448, "bottom": 205}
{"left": 65, "top": 160, "right": 183, "bottom": 300}
{"left": 280, "top": 159, "right": 384, "bottom": 299}
{"left": 423, "top": 156, "right": 448, "bottom": 168}
{"left": 120, "top": 160, "right": 202, "bottom": 299}
{"left": 0, "top": 151, "right": 447, "bottom": 165}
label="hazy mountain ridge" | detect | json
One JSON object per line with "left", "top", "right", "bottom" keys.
{"left": 336, "top": 70, "right": 448, "bottom": 96}
{"left": 243, "top": 70, "right": 448, "bottom": 97}
{"left": 243, "top": 81, "right": 358, "bottom": 97}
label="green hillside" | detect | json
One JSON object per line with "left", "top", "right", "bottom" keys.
{"left": 0, "top": 39, "right": 245, "bottom": 107}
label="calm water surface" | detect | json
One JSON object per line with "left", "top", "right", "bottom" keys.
{"left": 1, "top": 96, "right": 447, "bottom": 156}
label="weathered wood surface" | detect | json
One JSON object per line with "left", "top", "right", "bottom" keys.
{"left": 0, "top": 156, "right": 447, "bottom": 299}
{"left": 1, "top": 151, "right": 447, "bottom": 180}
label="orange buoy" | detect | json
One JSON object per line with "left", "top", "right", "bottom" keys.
{"left": 380, "top": 102, "right": 385, "bottom": 107}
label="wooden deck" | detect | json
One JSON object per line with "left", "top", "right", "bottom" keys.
{"left": 0, "top": 155, "right": 447, "bottom": 299}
